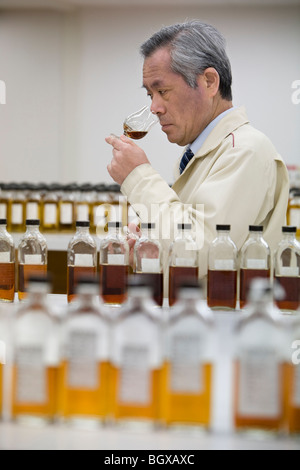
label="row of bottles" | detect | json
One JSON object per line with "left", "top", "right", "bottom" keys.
{"left": 0, "top": 182, "right": 129, "bottom": 234}
{"left": 0, "top": 276, "right": 299, "bottom": 435}
{"left": 0, "top": 219, "right": 299, "bottom": 311}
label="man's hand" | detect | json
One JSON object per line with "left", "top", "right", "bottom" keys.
{"left": 105, "top": 134, "right": 150, "bottom": 186}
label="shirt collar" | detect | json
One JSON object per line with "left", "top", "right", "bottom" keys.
{"left": 189, "top": 107, "right": 236, "bottom": 156}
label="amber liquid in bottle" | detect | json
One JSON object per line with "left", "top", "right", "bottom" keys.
{"left": 168, "top": 266, "right": 199, "bottom": 307}
{"left": 67, "top": 265, "right": 97, "bottom": 303}
{"left": 275, "top": 276, "right": 300, "bottom": 311}
{"left": 207, "top": 270, "right": 237, "bottom": 309}
{"left": 18, "top": 264, "right": 47, "bottom": 301}
{"left": 136, "top": 272, "right": 164, "bottom": 307}
{"left": 100, "top": 264, "right": 128, "bottom": 305}
{"left": 0, "top": 262, "right": 15, "bottom": 302}
{"left": 286, "top": 363, "right": 300, "bottom": 434}
{"left": 240, "top": 269, "right": 271, "bottom": 309}
{"left": 0, "top": 364, "right": 3, "bottom": 418}
{"left": 110, "top": 365, "right": 161, "bottom": 421}
{"left": 11, "top": 365, "right": 59, "bottom": 421}
{"left": 59, "top": 361, "right": 109, "bottom": 419}
{"left": 161, "top": 362, "right": 212, "bottom": 426}
{"left": 233, "top": 360, "right": 286, "bottom": 432}
{"left": 123, "top": 124, "right": 147, "bottom": 140}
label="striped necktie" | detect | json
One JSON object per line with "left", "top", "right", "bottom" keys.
{"left": 179, "top": 147, "right": 194, "bottom": 174}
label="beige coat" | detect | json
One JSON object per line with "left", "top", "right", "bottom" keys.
{"left": 121, "top": 107, "right": 290, "bottom": 292}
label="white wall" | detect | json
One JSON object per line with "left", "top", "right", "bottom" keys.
{"left": 0, "top": 5, "right": 299, "bottom": 185}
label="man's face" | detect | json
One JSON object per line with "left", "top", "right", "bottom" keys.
{"left": 143, "top": 47, "right": 213, "bottom": 147}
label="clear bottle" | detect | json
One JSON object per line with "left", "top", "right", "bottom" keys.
{"left": 207, "top": 225, "right": 238, "bottom": 310}
{"left": 67, "top": 221, "right": 97, "bottom": 303}
{"left": 75, "top": 183, "right": 94, "bottom": 224}
{"left": 9, "top": 183, "right": 26, "bottom": 233}
{"left": 274, "top": 226, "right": 300, "bottom": 313}
{"left": 26, "top": 183, "right": 42, "bottom": 222}
{"left": 60, "top": 277, "right": 110, "bottom": 426}
{"left": 233, "top": 278, "right": 288, "bottom": 435}
{"left": 41, "top": 183, "right": 59, "bottom": 232}
{"left": 11, "top": 275, "right": 60, "bottom": 424}
{"left": 109, "top": 275, "right": 163, "bottom": 427}
{"left": 59, "top": 184, "right": 76, "bottom": 233}
{"left": 99, "top": 221, "right": 129, "bottom": 306}
{"left": 168, "top": 223, "right": 199, "bottom": 307}
{"left": 287, "top": 190, "right": 300, "bottom": 240}
{"left": 0, "top": 219, "right": 15, "bottom": 302}
{"left": 17, "top": 219, "right": 48, "bottom": 301}
{"left": 134, "top": 223, "right": 163, "bottom": 307}
{"left": 162, "top": 280, "right": 214, "bottom": 429}
{"left": 239, "top": 226, "right": 271, "bottom": 309}
{"left": 286, "top": 316, "right": 300, "bottom": 435}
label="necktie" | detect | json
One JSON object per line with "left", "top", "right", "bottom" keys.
{"left": 179, "top": 147, "right": 194, "bottom": 174}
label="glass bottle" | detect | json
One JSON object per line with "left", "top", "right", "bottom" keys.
{"left": 134, "top": 223, "right": 163, "bottom": 307}
{"left": 0, "top": 183, "right": 11, "bottom": 224}
{"left": 11, "top": 275, "right": 60, "bottom": 424}
{"left": 287, "top": 190, "right": 300, "bottom": 240}
{"left": 239, "top": 226, "right": 271, "bottom": 309}
{"left": 0, "top": 219, "right": 15, "bottom": 302}
{"left": 91, "top": 183, "right": 108, "bottom": 236}
{"left": 75, "top": 183, "right": 94, "bottom": 224}
{"left": 110, "top": 275, "right": 163, "bottom": 427}
{"left": 286, "top": 316, "right": 300, "bottom": 435}
{"left": 58, "top": 183, "right": 76, "bottom": 233}
{"left": 233, "top": 278, "right": 288, "bottom": 435}
{"left": 207, "top": 225, "right": 238, "bottom": 310}
{"left": 9, "top": 183, "right": 26, "bottom": 233}
{"left": 161, "top": 280, "right": 214, "bottom": 429}
{"left": 67, "top": 221, "right": 97, "bottom": 303}
{"left": 26, "top": 183, "right": 42, "bottom": 222}
{"left": 41, "top": 184, "right": 60, "bottom": 232}
{"left": 17, "top": 219, "right": 48, "bottom": 301}
{"left": 274, "top": 226, "right": 300, "bottom": 313}
{"left": 168, "top": 223, "right": 199, "bottom": 307}
{"left": 99, "top": 221, "right": 129, "bottom": 306}
{"left": 60, "top": 277, "right": 110, "bottom": 426}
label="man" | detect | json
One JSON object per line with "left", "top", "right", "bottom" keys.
{"left": 105, "top": 20, "right": 289, "bottom": 284}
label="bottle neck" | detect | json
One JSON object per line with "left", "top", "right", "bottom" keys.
{"left": 283, "top": 232, "right": 296, "bottom": 243}
{"left": 0, "top": 225, "right": 8, "bottom": 234}
{"left": 76, "top": 226, "right": 90, "bottom": 235}
{"left": 26, "top": 225, "right": 40, "bottom": 234}
{"left": 217, "top": 230, "right": 230, "bottom": 240}
{"left": 249, "top": 231, "right": 263, "bottom": 241}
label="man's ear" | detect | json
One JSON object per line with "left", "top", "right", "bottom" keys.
{"left": 199, "top": 67, "right": 220, "bottom": 98}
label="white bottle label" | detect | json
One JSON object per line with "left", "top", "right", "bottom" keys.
{"left": 119, "top": 346, "right": 150, "bottom": 405}
{"left": 44, "top": 204, "right": 57, "bottom": 225}
{"left": 238, "top": 349, "right": 280, "bottom": 418}
{"left": 16, "top": 346, "right": 46, "bottom": 404}
{"left": 107, "top": 254, "right": 125, "bottom": 266}
{"left": 24, "top": 254, "right": 43, "bottom": 265}
{"left": 11, "top": 203, "right": 23, "bottom": 225}
{"left": 74, "top": 254, "right": 94, "bottom": 267}
{"left": 280, "top": 267, "right": 299, "bottom": 277}
{"left": 289, "top": 208, "right": 300, "bottom": 228}
{"left": 0, "top": 252, "right": 10, "bottom": 263}
{"left": 170, "top": 335, "right": 203, "bottom": 394}
{"left": 246, "top": 259, "right": 267, "bottom": 269}
{"left": 141, "top": 258, "right": 160, "bottom": 273}
{"left": 0, "top": 203, "right": 7, "bottom": 218}
{"left": 68, "top": 331, "right": 98, "bottom": 389}
{"left": 214, "top": 259, "right": 234, "bottom": 270}
{"left": 175, "top": 258, "right": 195, "bottom": 267}
{"left": 26, "top": 202, "right": 39, "bottom": 220}
{"left": 60, "top": 203, "right": 73, "bottom": 225}
{"left": 77, "top": 204, "right": 89, "bottom": 221}
{"left": 293, "top": 364, "right": 300, "bottom": 407}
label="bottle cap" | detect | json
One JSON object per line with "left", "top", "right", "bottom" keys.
{"left": 26, "top": 219, "right": 40, "bottom": 226}
{"left": 0, "top": 219, "right": 7, "bottom": 225}
{"left": 76, "top": 221, "right": 90, "bottom": 228}
{"left": 108, "top": 221, "right": 123, "bottom": 228}
{"left": 216, "top": 224, "right": 231, "bottom": 231}
{"left": 249, "top": 225, "right": 264, "bottom": 232}
{"left": 177, "top": 223, "right": 192, "bottom": 230}
{"left": 141, "top": 223, "right": 156, "bottom": 230}
{"left": 282, "top": 226, "right": 297, "bottom": 233}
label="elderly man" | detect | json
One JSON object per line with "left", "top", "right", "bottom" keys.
{"left": 105, "top": 21, "right": 289, "bottom": 285}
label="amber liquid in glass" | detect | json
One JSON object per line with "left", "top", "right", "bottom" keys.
{"left": 18, "top": 264, "right": 47, "bottom": 301}
{"left": 100, "top": 264, "right": 128, "bottom": 305}
{"left": 59, "top": 361, "right": 109, "bottom": 420}
{"left": 123, "top": 124, "right": 147, "bottom": 140}
{"left": 136, "top": 272, "right": 164, "bottom": 307}
{"left": 67, "top": 265, "right": 97, "bottom": 303}
{"left": 0, "top": 262, "right": 15, "bottom": 302}
{"left": 11, "top": 365, "right": 59, "bottom": 421}
{"left": 233, "top": 360, "right": 286, "bottom": 432}
{"left": 240, "top": 269, "right": 270, "bottom": 309}
{"left": 207, "top": 270, "right": 237, "bottom": 309}
{"left": 275, "top": 276, "right": 300, "bottom": 311}
{"left": 110, "top": 365, "right": 161, "bottom": 421}
{"left": 161, "top": 362, "right": 212, "bottom": 426}
{"left": 169, "top": 266, "right": 199, "bottom": 307}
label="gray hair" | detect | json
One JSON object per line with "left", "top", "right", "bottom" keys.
{"left": 140, "top": 21, "right": 232, "bottom": 101}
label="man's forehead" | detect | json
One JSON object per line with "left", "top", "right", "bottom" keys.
{"left": 142, "top": 48, "right": 173, "bottom": 89}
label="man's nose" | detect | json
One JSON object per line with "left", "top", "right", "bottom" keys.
{"left": 150, "top": 97, "right": 165, "bottom": 116}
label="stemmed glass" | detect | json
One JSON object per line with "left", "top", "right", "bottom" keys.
{"left": 123, "top": 105, "right": 159, "bottom": 140}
